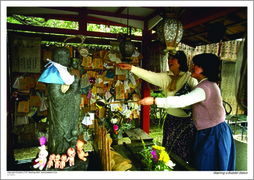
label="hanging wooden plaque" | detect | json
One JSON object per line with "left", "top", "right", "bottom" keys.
{"left": 17, "top": 101, "right": 29, "bottom": 113}
{"left": 11, "top": 35, "right": 41, "bottom": 73}
{"left": 29, "top": 95, "right": 40, "bottom": 106}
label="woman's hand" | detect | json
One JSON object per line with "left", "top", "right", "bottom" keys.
{"left": 138, "top": 97, "right": 154, "bottom": 106}
{"left": 117, "top": 63, "right": 132, "bottom": 71}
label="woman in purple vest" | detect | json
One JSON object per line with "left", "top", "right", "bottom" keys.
{"left": 138, "top": 53, "right": 236, "bottom": 171}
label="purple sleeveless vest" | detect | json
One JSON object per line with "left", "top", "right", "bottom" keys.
{"left": 192, "top": 80, "right": 225, "bottom": 130}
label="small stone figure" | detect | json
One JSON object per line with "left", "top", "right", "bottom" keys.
{"left": 59, "top": 154, "right": 68, "bottom": 169}
{"left": 54, "top": 154, "right": 61, "bottom": 169}
{"left": 33, "top": 145, "right": 48, "bottom": 171}
{"left": 67, "top": 147, "right": 76, "bottom": 166}
{"left": 76, "top": 139, "right": 89, "bottom": 161}
{"left": 47, "top": 154, "right": 55, "bottom": 169}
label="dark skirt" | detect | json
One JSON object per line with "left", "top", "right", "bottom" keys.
{"left": 163, "top": 114, "right": 196, "bottom": 162}
{"left": 190, "top": 121, "right": 236, "bottom": 171}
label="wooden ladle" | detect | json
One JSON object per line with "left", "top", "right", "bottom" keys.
{"left": 96, "top": 99, "right": 138, "bottom": 107}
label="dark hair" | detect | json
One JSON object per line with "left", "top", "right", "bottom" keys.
{"left": 192, "top": 53, "right": 221, "bottom": 82}
{"left": 169, "top": 51, "right": 188, "bottom": 72}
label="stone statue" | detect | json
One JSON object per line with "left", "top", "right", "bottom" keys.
{"left": 47, "top": 47, "right": 81, "bottom": 155}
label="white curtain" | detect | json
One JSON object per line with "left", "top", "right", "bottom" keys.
{"left": 177, "top": 40, "right": 242, "bottom": 71}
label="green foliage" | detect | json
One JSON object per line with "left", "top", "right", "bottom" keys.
{"left": 7, "top": 16, "right": 22, "bottom": 24}
{"left": 150, "top": 90, "right": 165, "bottom": 98}
{"left": 7, "top": 15, "right": 142, "bottom": 36}
{"left": 139, "top": 139, "right": 153, "bottom": 170}
{"left": 150, "top": 90, "right": 167, "bottom": 129}
{"left": 101, "top": 106, "right": 133, "bottom": 139}
{"left": 139, "top": 139, "right": 173, "bottom": 171}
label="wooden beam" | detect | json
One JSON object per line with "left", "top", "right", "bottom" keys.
{"left": 193, "top": 35, "right": 210, "bottom": 44}
{"left": 25, "top": 14, "right": 79, "bottom": 21}
{"left": 7, "top": 31, "right": 142, "bottom": 48}
{"left": 86, "top": 8, "right": 145, "bottom": 21}
{"left": 17, "top": 13, "right": 129, "bottom": 27}
{"left": 7, "top": 23, "right": 143, "bottom": 41}
{"left": 182, "top": 7, "right": 244, "bottom": 30}
{"left": 180, "top": 39, "right": 197, "bottom": 48}
{"left": 182, "top": 28, "right": 211, "bottom": 45}
{"left": 42, "top": 7, "right": 82, "bottom": 13}
{"left": 145, "top": 10, "right": 160, "bottom": 22}
{"left": 115, "top": 7, "right": 126, "bottom": 15}
{"left": 224, "top": 32, "right": 245, "bottom": 41}
{"left": 141, "top": 7, "right": 161, "bottom": 11}
{"left": 182, "top": 20, "right": 247, "bottom": 40}
{"left": 182, "top": 32, "right": 207, "bottom": 40}
{"left": 179, "top": 7, "right": 197, "bottom": 20}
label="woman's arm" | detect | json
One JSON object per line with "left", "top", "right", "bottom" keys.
{"left": 118, "top": 63, "right": 169, "bottom": 87}
{"left": 138, "top": 87, "right": 206, "bottom": 108}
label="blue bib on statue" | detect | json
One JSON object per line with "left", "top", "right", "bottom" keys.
{"left": 38, "top": 64, "right": 65, "bottom": 84}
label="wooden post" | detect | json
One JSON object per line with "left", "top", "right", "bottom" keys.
{"left": 140, "top": 20, "right": 152, "bottom": 134}
{"left": 94, "top": 119, "right": 113, "bottom": 171}
{"left": 7, "top": 36, "right": 15, "bottom": 169}
{"left": 78, "top": 8, "right": 87, "bottom": 33}
{"left": 107, "top": 137, "right": 111, "bottom": 171}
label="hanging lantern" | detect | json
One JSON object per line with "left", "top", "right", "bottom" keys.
{"left": 207, "top": 22, "right": 226, "bottom": 43}
{"left": 118, "top": 7, "right": 135, "bottom": 63}
{"left": 157, "top": 13, "right": 184, "bottom": 51}
{"left": 119, "top": 36, "right": 135, "bottom": 63}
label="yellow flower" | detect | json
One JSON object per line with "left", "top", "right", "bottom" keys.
{"left": 152, "top": 145, "right": 165, "bottom": 151}
{"left": 159, "top": 150, "right": 170, "bottom": 163}
{"left": 117, "top": 107, "right": 123, "bottom": 111}
{"left": 96, "top": 104, "right": 102, "bottom": 109}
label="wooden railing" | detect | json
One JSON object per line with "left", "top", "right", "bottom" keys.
{"left": 93, "top": 119, "right": 133, "bottom": 171}
{"left": 93, "top": 119, "right": 111, "bottom": 171}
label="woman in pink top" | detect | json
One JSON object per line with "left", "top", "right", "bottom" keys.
{"left": 138, "top": 53, "right": 236, "bottom": 171}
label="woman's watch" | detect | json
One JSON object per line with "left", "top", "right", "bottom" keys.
{"left": 153, "top": 97, "right": 156, "bottom": 105}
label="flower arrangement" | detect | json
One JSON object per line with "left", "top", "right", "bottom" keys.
{"left": 139, "top": 139, "right": 175, "bottom": 171}
{"left": 138, "top": 118, "right": 196, "bottom": 171}
{"left": 101, "top": 104, "right": 134, "bottom": 139}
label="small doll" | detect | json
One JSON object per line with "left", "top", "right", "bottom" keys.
{"left": 33, "top": 145, "right": 48, "bottom": 171}
{"left": 59, "top": 154, "right": 68, "bottom": 169}
{"left": 67, "top": 147, "right": 76, "bottom": 166}
{"left": 76, "top": 140, "right": 89, "bottom": 161}
{"left": 47, "top": 154, "right": 55, "bottom": 169}
{"left": 39, "top": 136, "right": 47, "bottom": 146}
{"left": 54, "top": 154, "right": 61, "bottom": 169}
